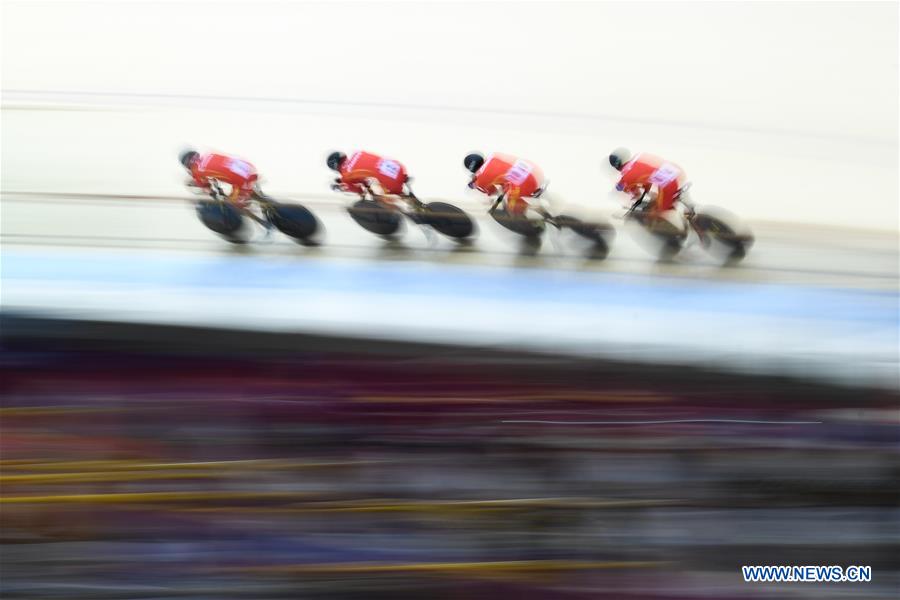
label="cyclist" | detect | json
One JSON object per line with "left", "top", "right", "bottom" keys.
{"left": 179, "top": 148, "right": 278, "bottom": 235}
{"left": 327, "top": 150, "right": 413, "bottom": 202}
{"left": 463, "top": 152, "right": 547, "bottom": 217}
{"left": 179, "top": 149, "right": 260, "bottom": 208}
{"left": 608, "top": 148, "right": 690, "bottom": 227}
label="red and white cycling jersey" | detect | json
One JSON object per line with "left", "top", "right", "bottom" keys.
{"left": 616, "top": 152, "right": 687, "bottom": 212}
{"left": 471, "top": 153, "right": 546, "bottom": 215}
{"left": 338, "top": 151, "right": 409, "bottom": 196}
{"left": 190, "top": 153, "right": 259, "bottom": 206}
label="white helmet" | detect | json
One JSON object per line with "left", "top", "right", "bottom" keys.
{"left": 608, "top": 147, "right": 632, "bottom": 171}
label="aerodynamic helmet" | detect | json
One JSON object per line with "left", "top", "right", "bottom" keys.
{"left": 608, "top": 147, "right": 632, "bottom": 171}
{"left": 326, "top": 151, "right": 347, "bottom": 171}
{"left": 463, "top": 153, "right": 485, "bottom": 174}
{"left": 179, "top": 149, "right": 200, "bottom": 170}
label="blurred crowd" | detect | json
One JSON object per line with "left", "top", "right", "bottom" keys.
{"left": 1, "top": 319, "right": 898, "bottom": 598}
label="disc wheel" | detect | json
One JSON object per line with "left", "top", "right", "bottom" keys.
{"left": 692, "top": 212, "right": 754, "bottom": 262}
{"left": 555, "top": 214, "right": 615, "bottom": 259}
{"left": 423, "top": 202, "right": 475, "bottom": 239}
{"left": 491, "top": 208, "right": 544, "bottom": 238}
{"left": 196, "top": 200, "right": 250, "bottom": 244}
{"left": 347, "top": 200, "right": 404, "bottom": 237}
{"left": 266, "top": 202, "right": 321, "bottom": 245}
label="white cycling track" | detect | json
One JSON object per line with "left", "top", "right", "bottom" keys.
{"left": 2, "top": 190, "right": 898, "bottom": 390}
{"left": 1, "top": 80, "right": 898, "bottom": 390}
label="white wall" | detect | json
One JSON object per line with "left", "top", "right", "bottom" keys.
{"left": 3, "top": 1, "right": 898, "bottom": 230}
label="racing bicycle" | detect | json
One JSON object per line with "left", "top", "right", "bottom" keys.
{"left": 194, "top": 180, "right": 322, "bottom": 245}
{"left": 341, "top": 182, "right": 475, "bottom": 241}
{"left": 487, "top": 192, "right": 616, "bottom": 257}
{"left": 621, "top": 184, "right": 754, "bottom": 262}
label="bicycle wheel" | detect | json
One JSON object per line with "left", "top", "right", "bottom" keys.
{"left": 555, "top": 215, "right": 613, "bottom": 243}
{"left": 196, "top": 200, "right": 250, "bottom": 244}
{"left": 554, "top": 214, "right": 615, "bottom": 256}
{"left": 266, "top": 202, "right": 321, "bottom": 244}
{"left": 625, "top": 211, "right": 687, "bottom": 260}
{"left": 692, "top": 211, "right": 754, "bottom": 262}
{"left": 423, "top": 202, "right": 475, "bottom": 239}
{"left": 491, "top": 208, "right": 544, "bottom": 238}
{"left": 347, "top": 200, "right": 403, "bottom": 237}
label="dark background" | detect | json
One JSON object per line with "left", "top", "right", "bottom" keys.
{"left": 1, "top": 314, "right": 897, "bottom": 598}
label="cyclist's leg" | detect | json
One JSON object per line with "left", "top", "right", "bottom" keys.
{"left": 232, "top": 189, "right": 274, "bottom": 235}
{"left": 648, "top": 184, "right": 685, "bottom": 236}
{"left": 506, "top": 192, "right": 528, "bottom": 217}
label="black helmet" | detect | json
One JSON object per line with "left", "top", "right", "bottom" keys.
{"left": 608, "top": 147, "right": 632, "bottom": 171}
{"left": 326, "top": 151, "right": 346, "bottom": 171}
{"left": 463, "top": 153, "right": 485, "bottom": 174}
{"left": 179, "top": 149, "right": 199, "bottom": 170}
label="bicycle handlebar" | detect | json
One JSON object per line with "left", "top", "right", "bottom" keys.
{"left": 626, "top": 188, "right": 649, "bottom": 215}
{"left": 208, "top": 180, "right": 227, "bottom": 201}
{"left": 488, "top": 193, "right": 505, "bottom": 215}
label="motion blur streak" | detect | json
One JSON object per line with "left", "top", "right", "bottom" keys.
{"left": 3, "top": 1, "right": 898, "bottom": 598}
{"left": 2, "top": 316, "right": 898, "bottom": 599}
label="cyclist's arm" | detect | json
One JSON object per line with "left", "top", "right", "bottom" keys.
{"left": 346, "top": 182, "right": 367, "bottom": 195}
{"left": 478, "top": 178, "right": 506, "bottom": 197}
{"left": 228, "top": 184, "right": 244, "bottom": 204}
{"left": 186, "top": 176, "right": 207, "bottom": 191}
{"left": 617, "top": 174, "right": 649, "bottom": 199}
{"left": 188, "top": 170, "right": 210, "bottom": 190}
{"left": 332, "top": 172, "right": 366, "bottom": 195}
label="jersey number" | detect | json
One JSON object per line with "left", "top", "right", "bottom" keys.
{"left": 227, "top": 159, "right": 254, "bottom": 178}
{"left": 648, "top": 163, "right": 680, "bottom": 187}
{"left": 505, "top": 160, "right": 533, "bottom": 185}
{"left": 377, "top": 159, "right": 402, "bottom": 180}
